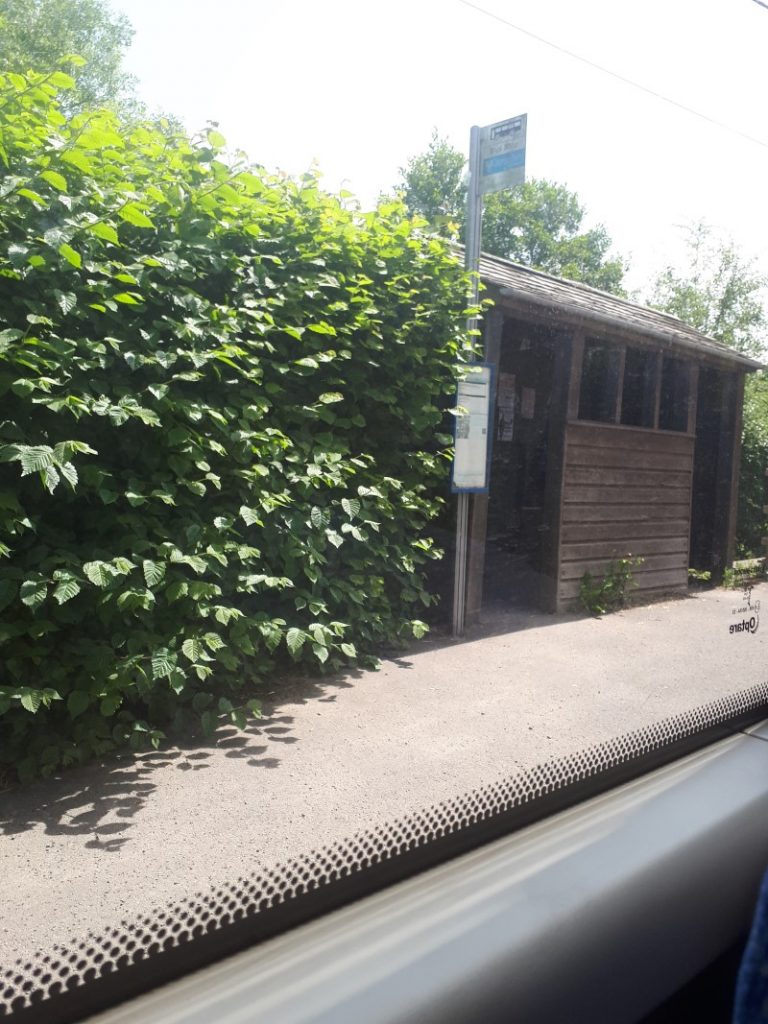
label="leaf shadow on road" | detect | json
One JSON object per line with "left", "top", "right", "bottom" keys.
{"left": 0, "top": 673, "right": 358, "bottom": 850}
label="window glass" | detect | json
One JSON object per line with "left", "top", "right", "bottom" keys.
{"left": 3, "top": 7, "right": 768, "bottom": 1019}
{"left": 620, "top": 346, "right": 657, "bottom": 427}
{"left": 659, "top": 357, "right": 691, "bottom": 432}
{"left": 578, "top": 341, "right": 620, "bottom": 423}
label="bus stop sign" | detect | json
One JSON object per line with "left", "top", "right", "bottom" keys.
{"left": 478, "top": 114, "right": 527, "bottom": 195}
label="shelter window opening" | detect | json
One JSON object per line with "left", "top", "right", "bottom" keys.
{"left": 576, "top": 338, "right": 692, "bottom": 433}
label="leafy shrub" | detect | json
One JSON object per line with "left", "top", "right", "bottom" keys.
{"left": 579, "top": 557, "right": 643, "bottom": 616}
{"left": 688, "top": 567, "right": 712, "bottom": 586}
{"left": 0, "top": 68, "right": 473, "bottom": 779}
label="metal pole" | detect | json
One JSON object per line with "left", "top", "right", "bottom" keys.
{"left": 452, "top": 125, "right": 483, "bottom": 638}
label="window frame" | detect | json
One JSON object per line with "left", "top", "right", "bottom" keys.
{"left": 574, "top": 336, "right": 696, "bottom": 436}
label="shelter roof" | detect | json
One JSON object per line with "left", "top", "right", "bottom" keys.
{"left": 478, "top": 251, "right": 762, "bottom": 370}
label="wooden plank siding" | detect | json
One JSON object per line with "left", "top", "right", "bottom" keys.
{"left": 557, "top": 421, "right": 694, "bottom": 609}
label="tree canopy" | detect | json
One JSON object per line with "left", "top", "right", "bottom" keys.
{"left": 648, "top": 222, "right": 767, "bottom": 360}
{"left": 397, "top": 131, "right": 627, "bottom": 295}
{"left": 0, "top": 0, "right": 137, "bottom": 113}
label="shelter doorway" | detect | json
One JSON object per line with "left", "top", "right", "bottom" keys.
{"left": 690, "top": 366, "right": 739, "bottom": 577}
{"left": 483, "top": 319, "right": 560, "bottom": 608}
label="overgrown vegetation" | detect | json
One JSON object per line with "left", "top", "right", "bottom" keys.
{"left": 722, "top": 562, "right": 767, "bottom": 589}
{"left": 0, "top": 69, "right": 474, "bottom": 780}
{"left": 579, "top": 557, "right": 644, "bottom": 616}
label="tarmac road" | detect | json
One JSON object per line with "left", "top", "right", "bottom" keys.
{"left": 1, "top": 584, "right": 767, "bottom": 965}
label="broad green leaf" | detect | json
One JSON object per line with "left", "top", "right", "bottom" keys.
{"left": 18, "top": 446, "right": 54, "bottom": 475}
{"left": 312, "top": 643, "right": 329, "bottom": 663}
{"left": 239, "top": 505, "right": 261, "bottom": 526}
{"left": 60, "top": 148, "right": 92, "bottom": 173}
{"left": 214, "top": 605, "right": 242, "bottom": 625}
{"left": 310, "top": 506, "right": 329, "bottom": 528}
{"left": 49, "top": 71, "right": 75, "bottom": 89}
{"left": 55, "top": 290, "right": 77, "bottom": 314}
{"left": 340, "top": 643, "right": 357, "bottom": 658}
{"left": 112, "top": 557, "right": 135, "bottom": 575}
{"left": 318, "top": 392, "right": 343, "bottom": 404}
{"left": 192, "top": 692, "right": 212, "bottom": 712}
{"left": 151, "top": 648, "right": 176, "bottom": 680}
{"left": 181, "top": 637, "right": 203, "bottom": 662}
{"left": 341, "top": 497, "right": 361, "bottom": 518}
{"left": 100, "top": 695, "right": 122, "bottom": 716}
{"left": 20, "top": 578, "right": 47, "bottom": 610}
{"left": 67, "top": 690, "right": 90, "bottom": 718}
{"left": 53, "top": 576, "right": 80, "bottom": 605}
{"left": 165, "top": 580, "right": 189, "bottom": 603}
{"left": 142, "top": 559, "right": 166, "bottom": 587}
{"left": 20, "top": 690, "right": 42, "bottom": 714}
{"left": 59, "top": 462, "right": 77, "bottom": 489}
{"left": 58, "top": 243, "right": 81, "bottom": 268}
{"left": 200, "top": 710, "right": 217, "bottom": 735}
{"left": 41, "top": 169, "right": 67, "bottom": 192}
{"left": 119, "top": 204, "right": 154, "bottom": 228}
{"left": 42, "top": 464, "right": 61, "bottom": 493}
{"left": 11, "top": 379, "right": 34, "bottom": 398}
{"left": 89, "top": 222, "right": 119, "bottom": 244}
{"left": 286, "top": 627, "right": 306, "bottom": 656}
{"left": 18, "top": 188, "right": 45, "bottom": 205}
{"left": 82, "top": 561, "right": 113, "bottom": 587}
{"left": 230, "top": 709, "right": 247, "bottom": 731}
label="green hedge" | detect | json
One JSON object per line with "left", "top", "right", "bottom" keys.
{"left": 0, "top": 68, "right": 473, "bottom": 780}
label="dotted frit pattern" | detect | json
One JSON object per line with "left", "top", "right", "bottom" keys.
{"left": 3, "top": 681, "right": 768, "bottom": 1019}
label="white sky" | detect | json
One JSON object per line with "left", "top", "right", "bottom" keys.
{"left": 114, "top": 0, "right": 768, "bottom": 294}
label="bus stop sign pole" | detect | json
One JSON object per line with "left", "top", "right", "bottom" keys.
{"left": 452, "top": 115, "right": 527, "bottom": 638}
{"left": 452, "top": 126, "right": 483, "bottom": 639}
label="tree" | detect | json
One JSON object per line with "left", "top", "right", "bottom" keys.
{"left": 482, "top": 181, "right": 626, "bottom": 294}
{"left": 648, "top": 222, "right": 766, "bottom": 359}
{"left": 397, "top": 132, "right": 627, "bottom": 295}
{"left": 0, "top": 0, "right": 137, "bottom": 113}
{"left": 648, "top": 223, "right": 768, "bottom": 556}
{"left": 399, "top": 130, "right": 466, "bottom": 230}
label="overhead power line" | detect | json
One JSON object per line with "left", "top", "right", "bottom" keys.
{"left": 458, "top": 0, "right": 768, "bottom": 152}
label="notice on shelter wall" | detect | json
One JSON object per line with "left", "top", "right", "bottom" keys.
{"left": 452, "top": 364, "right": 492, "bottom": 493}
{"left": 497, "top": 372, "right": 516, "bottom": 441}
{"left": 520, "top": 387, "right": 536, "bottom": 420}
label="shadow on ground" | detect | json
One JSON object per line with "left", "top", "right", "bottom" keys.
{"left": 0, "top": 588, "right": 701, "bottom": 847}
{"left": 422, "top": 588, "right": 700, "bottom": 653}
{"left": 0, "top": 672, "right": 357, "bottom": 850}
